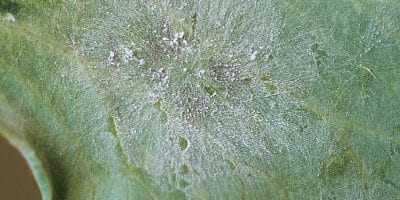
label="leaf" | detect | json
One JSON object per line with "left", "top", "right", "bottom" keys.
{"left": 1, "top": 0, "right": 400, "bottom": 199}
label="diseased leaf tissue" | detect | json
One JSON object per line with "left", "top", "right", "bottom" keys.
{"left": 0, "top": 0, "right": 399, "bottom": 199}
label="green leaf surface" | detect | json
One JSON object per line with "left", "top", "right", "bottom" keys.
{"left": 1, "top": 0, "right": 399, "bottom": 199}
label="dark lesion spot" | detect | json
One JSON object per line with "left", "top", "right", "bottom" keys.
{"left": 265, "top": 83, "right": 277, "bottom": 93}
{"left": 209, "top": 61, "right": 241, "bottom": 88}
{"left": 178, "top": 137, "right": 188, "bottom": 151}
{"left": 176, "top": 84, "right": 211, "bottom": 124}
{"left": 267, "top": 54, "right": 274, "bottom": 62}
{"left": 167, "top": 189, "right": 187, "bottom": 200}
{"left": 226, "top": 159, "right": 236, "bottom": 171}
{"left": 180, "top": 164, "right": 190, "bottom": 175}
{"left": 203, "top": 85, "right": 224, "bottom": 96}
{"left": 0, "top": 0, "right": 20, "bottom": 15}
{"left": 320, "top": 139, "right": 359, "bottom": 179}
{"left": 181, "top": 97, "right": 209, "bottom": 124}
{"left": 242, "top": 77, "right": 252, "bottom": 84}
{"left": 154, "top": 100, "right": 168, "bottom": 124}
{"left": 299, "top": 124, "right": 309, "bottom": 133}
{"left": 321, "top": 153, "right": 349, "bottom": 178}
{"left": 107, "top": 116, "right": 117, "bottom": 137}
{"left": 260, "top": 74, "right": 277, "bottom": 93}
{"left": 206, "top": 60, "right": 252, "bottom": 97}
{"left": 311, "top": 43, "right": 328, "bottom": 66}
{"left": 179, "top": 179, "right": 190, "bottom": 188}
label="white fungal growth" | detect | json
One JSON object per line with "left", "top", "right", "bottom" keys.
{"left": 107, "top": 51, "right": 116, "bottom": 66}
{"left": 196, "top": 69, "right": 206, "bottom": 77}
{"left": 4, "top": 13, "right": 16, "bottom": 23}
{"left": 123, "top": 47, "right": 133, "bottom": 63}
{"left": 176, "top": 32, "right": 184, "bottom": 39}
{"left": 138, "top": 59, "right": 145, "bottom": 66}
{"left": 250, "top": 50, "right": 258, "bottom": 61}
{"left": 172, "top": 32, "right": 185, "bottom": 45}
